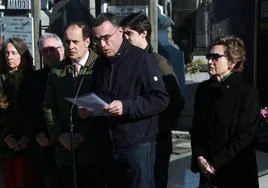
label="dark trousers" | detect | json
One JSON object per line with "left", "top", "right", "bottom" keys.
{"left": 60, "top": 163, "right": 106, "bottom": 188}
{"left": 107, "top": 142, "right": 156, "bottom": 188}
{"left": 154, "top": 136, "right": 172, "bottom": 188}
{"left": 30, "top": 146, "right": 63, "bottom": 188}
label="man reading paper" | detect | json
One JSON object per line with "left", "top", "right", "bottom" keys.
{"left": 79, "top": 13, "right": 169, "bottom": 188}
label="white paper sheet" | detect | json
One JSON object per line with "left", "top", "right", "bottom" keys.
{"left": 65, "top": 93, "right": 109, "bottom": 116}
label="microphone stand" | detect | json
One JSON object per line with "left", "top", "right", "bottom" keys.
{"left": 69, "top": 74, "right": 85, "bottom": 188}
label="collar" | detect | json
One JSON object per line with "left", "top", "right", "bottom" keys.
{"left": 116, "top": 37, "right": 129, "bottom": 56}
{"left": 107, "top": 37, "right": 130, "bottom": 60}
{"left": 72, "top": 50, "right": 89, "bottom": 67}
{"left": 84, "top": 49, "right": 98, "bottom": 67}
{"left": 209, "top": 72, "right": 242, "bottom": 88}
{"left": 145, "top": 44, "right": 153, "bottom": 53}
{"left": 221, "top": 72, "right": 232, "bottom": 82}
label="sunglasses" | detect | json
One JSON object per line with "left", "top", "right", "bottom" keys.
{"left": 206, "top": 53, "right": 226, "bottom": 61}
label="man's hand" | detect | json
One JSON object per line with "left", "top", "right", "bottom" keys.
{"left": 58, "top": 133, "right": 85, "bottom": 151}
{"left": 18, "top": 136, "right": 30, "bottom": 150}
{"left": 103, "top": 100, "right": 123, "bottom": 116}
{"left": 36, "top": 132, "right": 50, "bottom": 147}
{"left": 4, "top": 135, "right": 20, "bottom": 151}
{"left": 197, "top": 156, "right": 215, "bottom": 177}
{"left": 58, "top": 133, "right": 72, "bottom": 150}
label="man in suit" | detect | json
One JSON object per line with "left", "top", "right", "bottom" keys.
{"left": 43, "top": 22, "right": 103, "bottom": 188}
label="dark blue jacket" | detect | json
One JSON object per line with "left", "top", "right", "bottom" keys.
{"left": 91, "top": 39, "right": 169, "bottom": 151}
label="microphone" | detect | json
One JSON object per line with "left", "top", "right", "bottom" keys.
{"left": 70, "top": 73, "right": 85, "bottom": 126}
{"left": 69, "top": 74, "right": 85, "bottom": 188}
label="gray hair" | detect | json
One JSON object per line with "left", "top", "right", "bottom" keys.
{"left": 38, "top": 32, "right": 63, "bottom": 51}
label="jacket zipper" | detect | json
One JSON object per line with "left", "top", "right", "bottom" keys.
{"left": 108, "top": 62, "right": 115, "bottom": 152}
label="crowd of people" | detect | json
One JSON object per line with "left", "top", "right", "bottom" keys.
{"left": 0, "top": 11, "right": 260, "bottom": 188}
{"left": 0, "top": 12, "right": 183, "bottom": 188}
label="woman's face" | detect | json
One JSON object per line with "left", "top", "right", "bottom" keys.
{"left": 5, "top": 43, "right": 21, "bottom": 71}
{"left": 207, "top": 44, "right": 234, "bottom": 81}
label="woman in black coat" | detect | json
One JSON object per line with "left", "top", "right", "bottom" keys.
{"left": 190, "top": 36, "right": 260, "bottom": 188}
{"left": 0, "top": 38, "right": 42, "bottom": 188}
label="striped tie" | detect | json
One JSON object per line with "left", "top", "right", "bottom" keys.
{"left": 73, "top": 63, "right": 81, "bottom": 77}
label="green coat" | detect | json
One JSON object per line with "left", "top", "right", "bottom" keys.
{"left": 151, "top": 52, "right": 185, "bottom": 138}
{"left": 44, "top": 49, "right": 98, "bottom": 167}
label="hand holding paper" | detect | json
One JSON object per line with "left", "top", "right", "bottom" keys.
{"left": 103, "top": 100, "right": 123, "bottom": 116}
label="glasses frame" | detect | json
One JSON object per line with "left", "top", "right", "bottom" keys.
{"left": 94, "top": 28, "right": 118, "bottom": 44}
{"left": 206, "top": 53, "right": 226, "bottom": 61}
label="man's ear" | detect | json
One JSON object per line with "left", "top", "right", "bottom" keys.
{"left": 141, "top": 30, "right": 148, "bottom": 39}
{"left": 85, "top": 37, "right": 90, "bottom": 47}
{"left": 118, "top": 27, "right": 124, "bottom": 35}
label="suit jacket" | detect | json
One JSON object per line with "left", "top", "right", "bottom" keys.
{"left": 190, "top": 72, "right": 259, "bottom": 187}
{"left": 44, "top": 49, "right": 98, "bottom": 167}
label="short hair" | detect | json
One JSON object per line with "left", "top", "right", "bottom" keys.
{"left": 93, "top": 13, "right": 121, "bottom": 28}
{"left": 2, "top": 38, "right": 33, "bottom": 72}
{"left": 121, "top": 12, "right": 151, "bottom": 42}
{"left": 38, "top": 32, "right": 63, "bottom": 51}
{"left": 210, "top": 36, "right": 246, "bottom": 72}
{"left": 64, "top": 21, "right": 92, "bottom": 40}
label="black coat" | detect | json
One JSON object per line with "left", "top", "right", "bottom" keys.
{"left": 150, "top": 52, "right": 185, "bottom": 139}
{"left": 91, "top": 39, "right": 169, "bottom": 151}
{"left": 27, "top": 66, "right": 50, "bottom": 138}
{"left": 0, "top": 70, "right": 35, "bottom": 158}
{"left": 190, "top": 72, "right": 259, "bottom": 187}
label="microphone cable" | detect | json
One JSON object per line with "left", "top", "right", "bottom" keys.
{"left": 69, "top": 75, "right": 85, "bottom": 188}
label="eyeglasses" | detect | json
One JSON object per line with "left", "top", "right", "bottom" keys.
{"left": 94, "top": 28, "right": 118, "bottom": 44}
{"left": 206, "top": 53, "right": 226, "bottom": 61}
{"left": 42, "top": 46, "right": 61, "bottom": 53}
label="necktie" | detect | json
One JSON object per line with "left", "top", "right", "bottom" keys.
{"left": 73, "top": 63, "right": 81, "bottom": 77}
